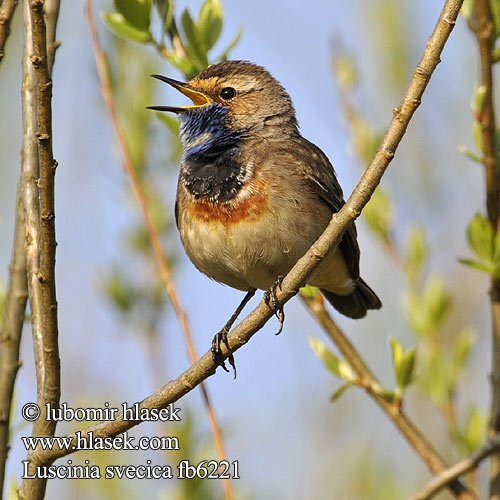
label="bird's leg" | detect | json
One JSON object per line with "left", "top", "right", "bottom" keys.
{"left": 264, "top": 276, "right": 285, "bottom": 335}
{"left": 212, "top": 289, "right": 256, "bottom": 378}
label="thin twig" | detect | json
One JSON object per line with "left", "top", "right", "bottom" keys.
{"left": 0, "top": 193, "right": 28, "bottom": 500}
{"left": 18, "top": 0, "right": 60, "bottom": 499}
{"left": 19, "top": 0, "right": 46, "bottom": 486}
{"left": 84, "top": 2, "right": 234, "bottom": 499}
{"left": 44, "top": 0, "right": 60, "bottom": 74}
{"left": 0, "top": 0, "right": 19, "bottom": 66}
{"left": 300, "top": 294, "right": 473, "bottom": 499}
{"left": 409, "top": 437, "right": 500, "bottom": 500}
{"left": 24, "top": 1, "right": 465, "bottom": 486}
{"left": 468, "top": 2, "right": 500, "bottom": 498}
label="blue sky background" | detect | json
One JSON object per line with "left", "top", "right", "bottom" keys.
{"left": 0, "top": 1, "right": 491, "bottom": 498}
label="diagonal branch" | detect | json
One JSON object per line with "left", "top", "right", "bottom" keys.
{"left": 300, "top": 294, "right": 473, "bottom": 499}
{"left": 0, "top": 0, "right": 19, "bottom": 67}
{"left": 24, "top": 0, "right": 465, "bottom": 484}
{"left": 84, "top": 2, "right": 234, "bottom": 499}
{"left": 409, "top": 437, "right": 500, "bottom": 500}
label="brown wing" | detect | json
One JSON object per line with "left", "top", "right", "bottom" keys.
{"left": 292, "top": 137, "right": 360, "bottom": 280}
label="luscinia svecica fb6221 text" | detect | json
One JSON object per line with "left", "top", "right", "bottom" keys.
{"left": 148, "top": 61, "right": 381, "bottom": 375}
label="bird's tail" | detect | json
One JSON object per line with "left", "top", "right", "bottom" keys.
{"left": 320, "top": 278, "right": 382, "bottom": 319}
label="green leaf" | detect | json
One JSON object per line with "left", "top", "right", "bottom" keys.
{"left": 493, "top": 46, "right": 500, "bottom": 64}
{"left": 458, "top": 144, "right": 482, "bottom": 163}
{"left": 452, "top": 328, "right": 475, "bottom": 378}
{"left": 390, "top": 336, "right": 416, "bottom": 394}
{"left": 459, "top": 407, "right": 488, "bottom": 454}
{"left": 114, "top": 0, "right": 152, "bottom": 31}
{"left": 102, "top": 267, "right": 139, "bottom": 313}
{"left": 330, "top": 383, "right": 352, "bottom": 402}
{"left": 418, "top": 344, "right": 453, "bottom": 408}
{"left": 363, "top": 189, "right": 392, "bottom": 242}
{"left": 333, "top": 55, "right": 358, "bottom": 91}
{"left": 181, "top": 9, "right": 208, "bottom": 67}
{"left": 218, "top": 26, "right": 242, "bottom": 62}
{"left": 308, "top": 337, "right": 355, "bottom": 382}
{"left": 460, "top": 0, "right": 475, "bottom": 24}
{"left": 159, "top": 0, "right": 174, "bottom": 40}
{"left": 493, "top": 228, "right": 500, "bottom": 263}
{"left": 198, "top": 0, "right": 223, "bottom": 51}
{"left": 162, "top": 51, "right": 198, "bottom": 79}
{"left": 473, "top": 120, "right": 483, "bottom": 153}
{"left": 424, "top": 277, "right": 452, "bottom": 330}
{"left": 299, "top": 285, "right": 319, "bottom": 299}
{"left": 458, "top": 257, "right": 494, "bottom": 274}
{"left": 7, "top": 478, "right": 18, "bottom": 500}
{"left": 404, "top": 226, "right": 428, "bottom": 284}
{"left": 467, "top": 213, "right": 494, "bottom": 263}
{"left": 472, "top": 84, "right": 487, "bottom": 114}
{"left": 101, "top": 12, "right": 152, "bottom": 44}
{"left": 492, "top": 0, "right": 500, "bottom": 40}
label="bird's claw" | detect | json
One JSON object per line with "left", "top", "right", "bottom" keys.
{"left": 211, "top": 327, "right": 237, "bottom": 378}
{"left": 264, "top": 276, "right": 285, "bottom": 335}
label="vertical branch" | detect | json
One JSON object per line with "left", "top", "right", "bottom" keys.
{"left": 474, "top": 0, "right": 498, "bottom": 225}
{"left": 85, "top": 2, "right": 234, "bottom": 499}
{"left": 30, "top": 0, "right": 60, "bottom": 399}
{"left": 18, "top": 0, "right": 46, "bottom": 494}
{"left": 469, "top": 1, "right": 500, "bottom": 498}
{"left": 18, "top": 0, "right": 60, "bottom": 499}
{"left": 0, "top": 0, "right": 19, "bottom": 66}
{"left": 301, "top": 295, "right": 473, "bottom": 500}
{"left": 0, "top": 195, "right": 28, "bottom": 500}
{"left": 0, "top": 0, "right": 60, "bottom": 495}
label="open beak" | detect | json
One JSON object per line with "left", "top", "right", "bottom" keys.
{"left": 146, "top": 74, "right": 213, "bottom": 114}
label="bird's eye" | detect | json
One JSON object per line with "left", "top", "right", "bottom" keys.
{"left": 220, "top": 87, "right": 236, "bottom": 100}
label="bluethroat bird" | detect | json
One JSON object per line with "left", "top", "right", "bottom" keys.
{"left": 148, "top": 61, "right": 381, "bottom": 375}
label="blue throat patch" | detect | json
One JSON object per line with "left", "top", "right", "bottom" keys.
{"left": 179, "top": 104, "right": 241, "bottom": 157}
{"left": 178, "top": 104, "right": 246, "bottom": 203}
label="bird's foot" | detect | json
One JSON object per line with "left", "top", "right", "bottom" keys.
{"left": 264, "top": 276, "right": 285, "bottom": 335}
{"left": 210, "top": 290, "right": 255, "bottom": 379}
{"left": 211, "top": 327, "right": 237, "bottom": 378}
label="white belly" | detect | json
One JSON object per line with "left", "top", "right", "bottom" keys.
{"left": 178, "top": 206, "right": 353, "bottom": 294}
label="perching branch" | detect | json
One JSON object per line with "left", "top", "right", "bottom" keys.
{"left": 468, "top": 2, "right": 500, "bottom": 499}
{"left": 22, "top": 0, "right": 464, "bottom": 484}
{"left": 409, "top": 437, "right": 500, "bottom": 500}
{"left": 17, "top": 0, "right": 60, "bottom": 499}
{"left": 0, "top": 0, "right": 19, "bottom": 66}
{"left": 84, "top": 2, "right": 234, "bottom": 500}
{"left": 300, "top": 294, "right": 473, "bottom": 499}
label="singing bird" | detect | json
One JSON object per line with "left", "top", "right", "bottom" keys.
{"left": 148, "top": 61, "right": 381, "bottom": 374}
